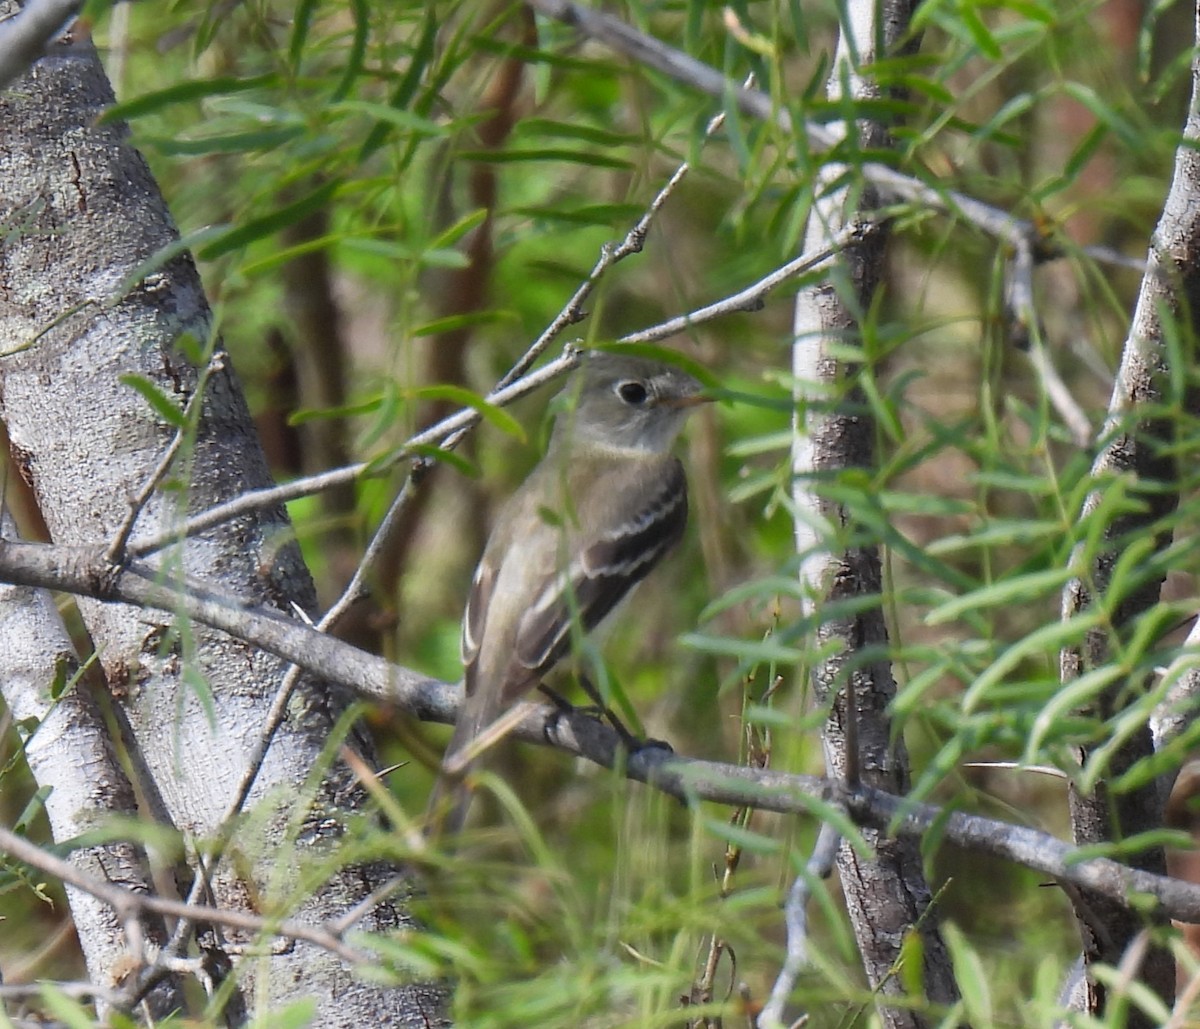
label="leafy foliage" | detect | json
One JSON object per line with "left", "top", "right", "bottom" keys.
{"left": 5, "top": 0, "right": 1200, "bottom": 1025}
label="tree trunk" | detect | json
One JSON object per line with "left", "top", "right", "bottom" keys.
{"left": 0, "top": 12, "right": 447, "bottom": 1026}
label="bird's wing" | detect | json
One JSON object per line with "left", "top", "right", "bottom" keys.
{"left": 508, "top": 457, "right": 687, "bottom": 702}
{"left": 460, "top": 554, "right": 496, "bottom": 689}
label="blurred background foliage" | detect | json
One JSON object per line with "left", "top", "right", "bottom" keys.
{"left": 6, "top": 0, "right": 1200, "bottom": 1025}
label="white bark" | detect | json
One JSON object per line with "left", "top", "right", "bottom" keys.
{"left": 0, "top": 516, "right": 184, "bottom": 1018}
{"left": 790, "top": 2, "right": 957, "bottom": 1024}
{"left": 0, "top": 12, "right": 446, "bottom": 1026}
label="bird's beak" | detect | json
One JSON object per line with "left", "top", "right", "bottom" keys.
{"left": 663, "top": 393, "right": 713, "bottom": 410}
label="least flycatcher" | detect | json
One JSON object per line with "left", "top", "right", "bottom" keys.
{"left": 430, "top": 350, "right": 707, "bottom": 832}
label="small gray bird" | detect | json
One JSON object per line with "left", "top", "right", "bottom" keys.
{"left": 429, "top": 351, "right": 707, "bottom": 833}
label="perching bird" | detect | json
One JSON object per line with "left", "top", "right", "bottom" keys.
{"left": 428, "top": 350, "right": 707, "bottom": 834}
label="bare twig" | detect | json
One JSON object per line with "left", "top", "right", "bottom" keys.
{"left": 759, "top": 822, "right": 842, "bottom": 1029}
{"left": 0, "top": 0, "right": 81, "bottom": 91}
{"left": 127, "top": 350, "right": 582, "bottom": 558}
{"left": 526, "top": 0, "right": 1143, "bottom": 274}
{"left": 501, "top": 103, "right": 733, "bottom": 387}
{"left": 0, "top": 538, "right": 1198, "bottom": 923}
{"left": 107, "top": 350, "right": 227, "bottom": 565}
{"left": 619, "top": 221, "right": 878, "bottom": 346}
{"left": 0, "top": 981, "right": 125, "bottom": 1005}
{"left": 168, "top": 467, "right": 431, "bottom": 951}
{"left": 0, "top": 824, "right": 368, "bottom": 966}
{"left": 115, "top": 221, "right": 862, "bottom": 565}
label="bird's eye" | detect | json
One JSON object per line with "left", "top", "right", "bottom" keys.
{"left": 617, "top": 381, "right": 649, "bottom": 405}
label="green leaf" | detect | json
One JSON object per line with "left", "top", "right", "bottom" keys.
{"left": 14, "top": 786, "right": 52, "bottom": 833}
{"left": 329, "top": 99, "right": 448, "bottom": 139}
{"left": 457, "top": 148, "right": 633, "bottom": 170}
{"left": 197, "top": 180, "right": 342, "bottom": 259}
{"left": 244, "top": 997, "right": 318, "bottom": 1029}
{"left": 99, "top": 73, "right": 277, "bottom": 122}
{"left": 119, "top": 374, "right": 187, "bottom": 428}
{"left": 508, "top": 202, "right": 645, "bottom": 227}
{"left": 289, "top": 395, "right": 383, "bottom": 424}
{"left": 514, "top": 118, "right": 642, "bottom": 148}
{"left": 943, "top": 923, "right": 993, "bottom": 1024}
{"left": 141, "top": 125, "right": 304, "bottom": 156}
{"left": 107, "top": 225, "right": 232, "bottom": 305}
{"left": 411, "top": 310, "right": 520, "bottom": 337}
{"left": 408, "top": 385, "right": 526, "bottom": 442}
{"left": 961, "top": 7, "right": 1002, "bottom": 58}
{"left": 927, "top": 518, "right": 1066, "bottom": 555}
{"left": 701, "top": 816, "right": 783, "bottom": 856}
{"left": 925, "top": 567, "right": 1073, "bottom": 626}
{"left": 36, "top": 985, "right": 98, "bottom": 1029}
{"left": 961, "top": 611, "right": 1103, "bottom": 714}
{"left": 341, "top": 237, "right": 469, "bottom": 268}
{"left": 680, "top": 633, "right": 804, "bottom": 665}
{"left": 405, "top": 443, "right": 479, "bottom": 478}
{"left": 331, "top": 0, "right": 369, "bottom": 102}
{"left": 359, "top": 9, "right": 438, "bottom": 160}
{"left": 1026, "top": 664, "right": 1126, "bottom": 761}
{"left": 427, "top": 208, "right": 489, "bottom": 250}
{"left": 288, "top": 0, "right": 321, "bottom": 70}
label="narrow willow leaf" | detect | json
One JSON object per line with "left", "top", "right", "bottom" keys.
{"left": 943, "top": 923, "right": 993, "bottom": 1025}
{"left": 411, "top": 310, "right": 519, "bottom": 337}
{"left": 514, "top": 117, "right": 641, "bottom": 148}
{"left": 927, "top": 518, "right": 1065, "bottom": 555}
{"left": 925, "top": 567, "right": 1073, "bottom": 626}
{"left": 359, "top": 9, "right": 438, "bottom": 160}
{"left": 99, "top": 73, "right": 277, "bottom": 122}
{"left": 457, "top": 148, "right": 633, "bottom": 170}
{"left": 329, "top": 99, "right": 447, "bottom": 139}
{"left": 330, "top": 0, "right": 368, "bottom": 102}
{"left": 960, "top": 609, "right": 1099, "bottom": 714}
{"left": 342, "top": 238, "right": 469, "bottom": 268}
{"left": 680, "top": 633, "right": 804, "bottom": 664}
{"left": 1025, "top": 664, "right": 1125, "bottom": 761}
{"left": 142, "top": 126, "right": 304, "bottom": 156}
{"left": 404, "top": 444, "right": 479, "bottom": 479}
{"left": 409, "top": 385, "right": 526, "bottom": 442}
{"left": 34, "top": 986, "right": 97, "bottom": 1029}
{"left": 119, "top": 374, "right": 187, "bottom": 428}
{"left": 701, "top": 816, "right": 783, "bottom": 856}
{"left": 15, "top": 786, "right": 52, "bottom": 833}
{"left": 508, "top": 202, "right": 644, "bottom": 227}
{"left": 288, "top": 0, "right": 320, "bottom": 70}
{"left": 198, "top": 180, "right": 341, "bottom": 259}
{"left": 289, "top": 395, "right": 383, "bottom": 424}
{"left": 427, "top": 208, "right": 489, "bottom": 250}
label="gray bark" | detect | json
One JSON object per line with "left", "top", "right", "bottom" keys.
{"left": 0, "top": 517, "right": 184, "bottom": 1019}
{"left": 1057, "top": 6, "right": 1200, "bottom": 1021}
{"left": 791, "top": 1, "right": 958, "bottom": 1024}
{"left": 0, "top": 15, "right": 447, "bottom": 1027}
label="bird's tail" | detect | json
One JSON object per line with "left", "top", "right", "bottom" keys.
{"left": 424, "top": 685, "right": 502, "bottom": 839}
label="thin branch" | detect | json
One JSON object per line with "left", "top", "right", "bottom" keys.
{"left": 0, "top": 824, "right": 367, "bottom": 966}
{"left": 619, "top": 220, "right": 879, "bottom": 346}
{"left": 1, "top": 538, "right": 1200, "bottom": 923}
{"left": 0, "top": 0, "right": 81, "bottom": 91}
{"left": 168, "top": 466, "right": 431, "bottom": 953}
{"left": 503, "top": 104, "right": 731, "bottom": 386}
{"left": 116, "top": 220, "right": 863, "bottom": 565}
{"left": 759, "top": 822, "right": 842, "bottom": 1029}
{"left": 526, "top": 0, "right": 1142, "bottom": 273}
{"left": 126, "top": 349, "right": 582, "bottom": 558}
{"left": 106, "top": 350, "right": 227, "bottom": 564}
